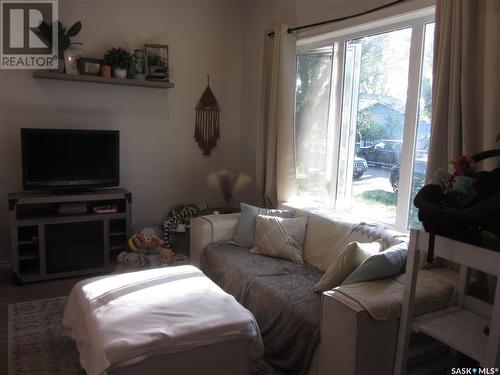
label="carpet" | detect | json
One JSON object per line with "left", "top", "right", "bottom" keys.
{"left": 8, "top": 297, "right": 80, "bottom": 375}
{"left": 8, "top": 296, "right": 280, "bottom": 375}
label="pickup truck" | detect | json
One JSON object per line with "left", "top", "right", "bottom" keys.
{"left": 357, "top": 140, "right": 402, "bottom": 168}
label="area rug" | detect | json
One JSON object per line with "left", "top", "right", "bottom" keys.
{"left": 8, "top": 297, "right": 80, "bottom": 375}
{"left": 8, "top": 296, "right": 280, "bottom": 375}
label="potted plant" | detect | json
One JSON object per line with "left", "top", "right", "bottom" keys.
{"left": 32, "top": 21, "right": 83, "bottom": 72}
{"left": 104, "top": 47, "right": 132, "bottom": 79}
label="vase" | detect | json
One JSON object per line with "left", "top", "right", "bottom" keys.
{"left": 113, "top": 68, "right": 127, "bottom": 79}
{"left": 132, "top": 49, "right": 148, "bottom": 80}
{"left": 64, "top": 50, "right": 80, "bottom": 75}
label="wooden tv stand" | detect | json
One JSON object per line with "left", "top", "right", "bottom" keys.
{"left": 8, "top": 188, "right": 132, "bottom": 284}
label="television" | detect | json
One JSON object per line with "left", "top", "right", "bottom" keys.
{"left": 22, "top": 128, "right": 119, "bottom": 190}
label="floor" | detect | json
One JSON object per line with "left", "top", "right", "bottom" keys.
{"left": 0, "top": 270, "right": 87, "bottom": 375}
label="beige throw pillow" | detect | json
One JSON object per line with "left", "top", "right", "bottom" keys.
{"left": 250, "top": 215, "right": 308, "bottom": 264}
{"left": 313, "top": 241, "right": 382, "bottom": 293}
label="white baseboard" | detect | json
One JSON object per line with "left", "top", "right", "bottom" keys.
{"left": 0, "top": 260, "right": 12, "bottom": 270}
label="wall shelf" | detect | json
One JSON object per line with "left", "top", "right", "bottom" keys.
{"left": 33, "top": 71, "right": 175, "bottom": 89}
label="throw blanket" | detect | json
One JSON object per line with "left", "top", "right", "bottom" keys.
{"left": 201, "top": 242, "right": 322, "bottom": 375}
{"left": 333, "top": 268, "right": 458, "bottom": 320}
{"left": 63, "top": 266, "right": 262, "bottom": 375}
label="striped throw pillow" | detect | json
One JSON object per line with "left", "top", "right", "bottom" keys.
{"left": 250, "top": 215, "right": 308, "bottom": 264}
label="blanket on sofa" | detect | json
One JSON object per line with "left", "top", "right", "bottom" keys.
{"left": 333, "top": 268, "right": 458, "bottom": 320}
{"left": 201, "top": 241, "right": 322, "bottom": 375}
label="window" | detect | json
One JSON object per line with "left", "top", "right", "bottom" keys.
{"left": 294, "top": 9, "right": 435, "bottom": 231}
{"left": 295, "top": 47, "right": 333, "bottom": 201}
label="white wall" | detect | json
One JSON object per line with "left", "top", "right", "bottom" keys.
{"left": 0, "top": 0, "right": 244, "bottom": 263}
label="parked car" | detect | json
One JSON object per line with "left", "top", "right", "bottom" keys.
{"left": 357, "top": 140, "right": 402, "bottom": 168}
{"left": 390, "top": 158, "right": 427, "bottom": 192}
{"left": 353, "top": 156, "right": 368, "bottom": 179}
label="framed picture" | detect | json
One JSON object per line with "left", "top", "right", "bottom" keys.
{"left": 144, "top": 44, "right": 169, "bottom": 82}
{"left": 78, "top": 58, "right": 104, "bottom": 76}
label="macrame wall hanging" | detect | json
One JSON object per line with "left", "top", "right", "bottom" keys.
{"left": 194, "top": 76, "right": 221, "bottom": 156}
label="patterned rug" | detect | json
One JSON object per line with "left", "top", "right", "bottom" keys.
{"left": 8, "top": 297, "right": 80, "bottom": 375}
{"left": 8, "top": 296, "right": 280, "bottom": 375}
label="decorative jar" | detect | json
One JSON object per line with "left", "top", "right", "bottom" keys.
{"left": 132, "top": 49, "right": 148, "bottom": 80}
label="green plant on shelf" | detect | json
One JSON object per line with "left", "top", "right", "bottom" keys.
{"left": 32, "top": 21, "right": 83, "bottom": 59}
{"left": 104, "top": 47, "right": 132, "bottom": 70}
{"left": 147, "top": 54, "right": 167, "bottom": 67}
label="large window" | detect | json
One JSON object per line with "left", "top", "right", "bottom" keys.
{"left": 294, "top": 9, "right": 434, "bottom": 231}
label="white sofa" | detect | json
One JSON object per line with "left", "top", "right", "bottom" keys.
{"left": 190, "top": 209, "right": 456, "bottom": 375}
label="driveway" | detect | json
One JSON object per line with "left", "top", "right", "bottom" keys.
{"left": 353, "top": 167, "right": 393, "bottom": 195}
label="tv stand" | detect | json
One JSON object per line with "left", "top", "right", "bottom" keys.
{"left": 8, "top": 188, "right": 132, "bottom": 283}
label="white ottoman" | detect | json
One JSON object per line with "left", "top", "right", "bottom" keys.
{"left": 63, "top": 266, "right": 262, "bottom": 375}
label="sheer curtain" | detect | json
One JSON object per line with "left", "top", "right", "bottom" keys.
{"left": 257, "top": 25, "right": 298, "bottom": 208}
{"left": 427, "top": 0, "right": 500, "bottom": 177}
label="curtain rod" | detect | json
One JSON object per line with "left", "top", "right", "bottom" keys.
{"left": 267, "top": 0, "right": 407, "bottom": 38}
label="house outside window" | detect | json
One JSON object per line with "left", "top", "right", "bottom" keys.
{"left": 294, "top": 8, "right": 435, "bottom": 231}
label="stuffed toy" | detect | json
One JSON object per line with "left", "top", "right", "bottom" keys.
{"left": 446, "top": 155, "right": 478, "bottom": 206}
{"left": 163, "top": 204, "right": 202, "bottom": 247}
{"left": 117, "top": 251, "right": 147, "bottom": 269}
{"left": 431, "top": 168, "right": 453, "bottom": 192}
{"left": 452, "top": 155, "right": 476, "bottom": 177}
{"left": 159, "top": 248, "right": 175, "bottom": 266}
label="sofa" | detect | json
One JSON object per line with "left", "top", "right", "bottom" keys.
{"left": 190, "top": 209, "right": 457, "bottom": 375}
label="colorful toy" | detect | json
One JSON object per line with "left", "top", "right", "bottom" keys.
{"left": 163, "top": 204, "right": 203, "bottom": 247}
{"left": 452, "top": 155, "right": 476, "bottom": 177}
{"left": 447, "top": 155, "right": 478, "bottom": 206}
{"left": 128, "top": 227, "right": 165, "bottom": 255}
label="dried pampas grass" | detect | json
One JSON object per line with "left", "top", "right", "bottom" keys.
{"left": 206, "top": 169, "right": 252, "bottom": 206}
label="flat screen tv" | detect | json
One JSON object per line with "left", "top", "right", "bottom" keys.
{"left": 22, "top": 128, "right": 119, "bottom": 190}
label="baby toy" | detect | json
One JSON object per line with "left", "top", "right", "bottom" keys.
{"left": 431, "top": 168, "right": 453, "bottom": 191}
{"left": 128, "top": 227, "right": 165, "bottom": 255}
{"left": 117, "top": 251, "right": 147, "bottom": 271}
{"left": 159, "top": 248, "right": 175, "bottom": 266}
{"left": 447, "top": 155, "right": 478, "bottom": 206}
{"left": 163, "top": 204, "right": 203, "bottom": 247}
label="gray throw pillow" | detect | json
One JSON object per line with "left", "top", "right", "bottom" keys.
{"left": 342, "top": 241, "right": 407, "bottom": 286}
{"left": 230, "top": 203, "right": 293, "bottom": 247}
{"left": 313, "top": 241, "right": 382, "bottom": 293}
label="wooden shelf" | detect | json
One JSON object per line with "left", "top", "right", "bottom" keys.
{"left": 10, "top": 189, "right": 132, "bottom": 284}
{"left": 110, "top": 244, "right": 126, "bottom": 251}
{"left": 413, "top": 307, "right": 489, "bottom": 363}
{"left": 110, "top": 231, "right": 126, "bottom": 237}
{"left": 33, "top": 71, "right": 175, "bottom": 89}
{"left": 17, "top": 212, "right": 127, "bottom": 226}
{"left": 18, "top": 239, "right": 38, "bottom": 245}
{"left": 394, "top": 230, "right": 500, "bottom": 373}
{"left": 19, "top": 251, "right": 39, "bottom": 260}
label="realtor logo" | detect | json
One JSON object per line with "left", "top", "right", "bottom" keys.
{"left": 1, "top": 0, "right": 58, "bottom": 69}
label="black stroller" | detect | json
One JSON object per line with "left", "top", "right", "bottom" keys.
{"left": 414, "top": 149, "right": 500, "bottom": 261}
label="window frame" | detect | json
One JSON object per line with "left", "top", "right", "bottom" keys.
{"left": 295, "top": 7, "right": 435, "bottom": 231}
